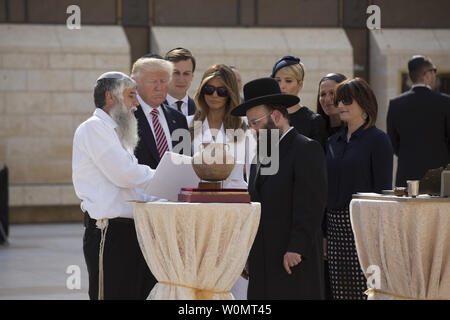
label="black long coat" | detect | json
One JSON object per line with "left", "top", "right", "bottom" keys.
{"left": 247, "top": 128, "right": 328, "bottom": 299}
{"left": 387, "top": 86, "right": 450, "bottom": 187}
{"left": 288, "top": 106, "right": 327, "bottom": 150}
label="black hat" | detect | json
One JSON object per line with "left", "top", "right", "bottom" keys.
{"left": 270, "top": 55, "right": 301, "bottom": 78}
{"left": 231, "top": 77, "right": 300, "bottom": 116}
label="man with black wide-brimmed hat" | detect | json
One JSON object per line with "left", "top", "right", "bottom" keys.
{"left": 231, "top": 77, "right": 327, "bottom": 299}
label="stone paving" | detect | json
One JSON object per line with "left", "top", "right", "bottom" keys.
{"left": 0, "top": 223, "right": 89, "bottom": 300}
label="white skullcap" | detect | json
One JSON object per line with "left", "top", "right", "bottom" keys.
{"left": 96, "top": 71, "right": 132, "bottom": 81}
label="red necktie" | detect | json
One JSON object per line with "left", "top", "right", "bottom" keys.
{"left": 150, "top": 108, "right": 169, "bottom": 159}
{"left": 176, "top": 100, "right": 183, "bottom": 113}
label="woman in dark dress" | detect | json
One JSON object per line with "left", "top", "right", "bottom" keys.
{"left": 317, "top": 73, "right": 347, "bottom": 136}
{"left": 271, "top": 56, "right": 327, "bottom": 149}
{"left": 315, "top": 72, "right": 347, "bottom": 299}
{"left": 326, "top": 78, "right": 393, "bottom": 300}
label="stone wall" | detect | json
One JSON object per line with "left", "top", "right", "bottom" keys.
{"left": 0, "top": 24, "right": 130, "bottom": 213}
{"left": 1, "top": 24, "right": 354, "bottom": 222}
{"left": 151, "top": 27, "right": 354, "bottom": 112}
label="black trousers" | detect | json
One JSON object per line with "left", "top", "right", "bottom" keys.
{"left": 83, "top": 213, "right": 157, "bottom": 300}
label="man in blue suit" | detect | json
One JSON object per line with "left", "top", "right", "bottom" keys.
{"left": 387, "top": 55, "right": 450, "bottom": 187}
{"left": 130, "top": 57, "right": 189, "bottom": 296}
{"left": 164, "top": 47, "right": 197, "bottom": 117}
{"left": 131, "top": 57, "right": 189, "bottom": 171}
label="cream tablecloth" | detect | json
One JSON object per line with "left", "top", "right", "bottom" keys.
{"left": 134, "top": 202, "right": 261, "bottom": 300}
{"left": 350, "top": 198, "right": 450, "bottom": 300}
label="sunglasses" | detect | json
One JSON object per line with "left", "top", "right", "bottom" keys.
{"left": 334, "top": 98, "right": 353, "bottom": 107}
{"left": 202, "top": 84, "right": 228, "bottom": 97}
{"left": 425, "top": 67, "right": 437, "bottom": 74}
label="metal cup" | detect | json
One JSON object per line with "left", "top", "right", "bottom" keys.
{"left": 407, "top": 180, "right": 420, "bottom": 198}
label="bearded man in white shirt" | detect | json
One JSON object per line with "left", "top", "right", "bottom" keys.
{"left": 72, "top": 72, "right": 156, "bottom": 300}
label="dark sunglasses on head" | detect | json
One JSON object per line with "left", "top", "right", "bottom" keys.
{"left": 202, "top": 84, "right": 228, "bottom": 97}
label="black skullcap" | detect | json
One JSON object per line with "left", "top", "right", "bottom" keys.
{"left": 96, "top": 71, "right": 133, "bottom": 82}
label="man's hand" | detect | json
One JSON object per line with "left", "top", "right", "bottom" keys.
{"left": 283, "top": 252, "right": 302, "bottom": 275}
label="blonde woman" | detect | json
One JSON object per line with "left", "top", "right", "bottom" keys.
{"left": 271, "top": 55, "right": 327, "bottom": 149}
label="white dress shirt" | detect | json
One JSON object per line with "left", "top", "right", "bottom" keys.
{"left": 187, "top": 116, "right": 248, "bottom": 189}
{"left": 72, "top": 108, "right": 155, "bottom": 219}
{"left": 166, "top": 93, "right": 189, "bottom": 117}
{"left": 137, "top": 94, "right": 173, "bottom": 152}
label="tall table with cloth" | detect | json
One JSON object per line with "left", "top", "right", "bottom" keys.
{"left": 350, "top": 197, "right": 450, "bottom": 300}
{"left": 134, "top": 202, "right": 261, "bottom": 299}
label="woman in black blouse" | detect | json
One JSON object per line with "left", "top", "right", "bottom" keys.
{"left": 316, "top": 72, "right": 348, "bottom": 299}
{"left": 317, "top": 73, "right": 347, "bottom": 137}
{"left": 271, "top": 56, "right": 327, "bottom": 149}
{"left": 326, "top": 78, "right": 393, "bottom": 300}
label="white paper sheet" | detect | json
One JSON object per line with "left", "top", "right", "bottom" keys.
{"left": 146, "top": 152, "right": 200, "bottom": 201}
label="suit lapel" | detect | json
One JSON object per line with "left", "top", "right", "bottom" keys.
{"left": 166, "top": 97, "right": 196, "bottom": 116}
{"left": 161, "top": 103, "right": 178, "bottom": 149}
{"left": 278, "top": 128, "right": 297, "bottom": 158}
{"left": 188, "top": 96, "right": 196, "bottom": 116}
{"left": 135, "top": 105, "right": 160, "bottom": 163}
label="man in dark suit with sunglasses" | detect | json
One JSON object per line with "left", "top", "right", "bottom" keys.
{"left": 231, "top": 78, "right": 327, "bottom": 300}
{"left": 387, "top": 55, "right": 450, "bottom": 187}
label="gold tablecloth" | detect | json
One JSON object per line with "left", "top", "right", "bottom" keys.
{"left": 350, "top": 198, "right": 450, "bottom": 300}
{"left": 134, "top": 202, "right": 261, "bottom": 300}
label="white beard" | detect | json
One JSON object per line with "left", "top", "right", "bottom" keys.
{"left": 110, "top": 101, "right": 139, "bottom": 152}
